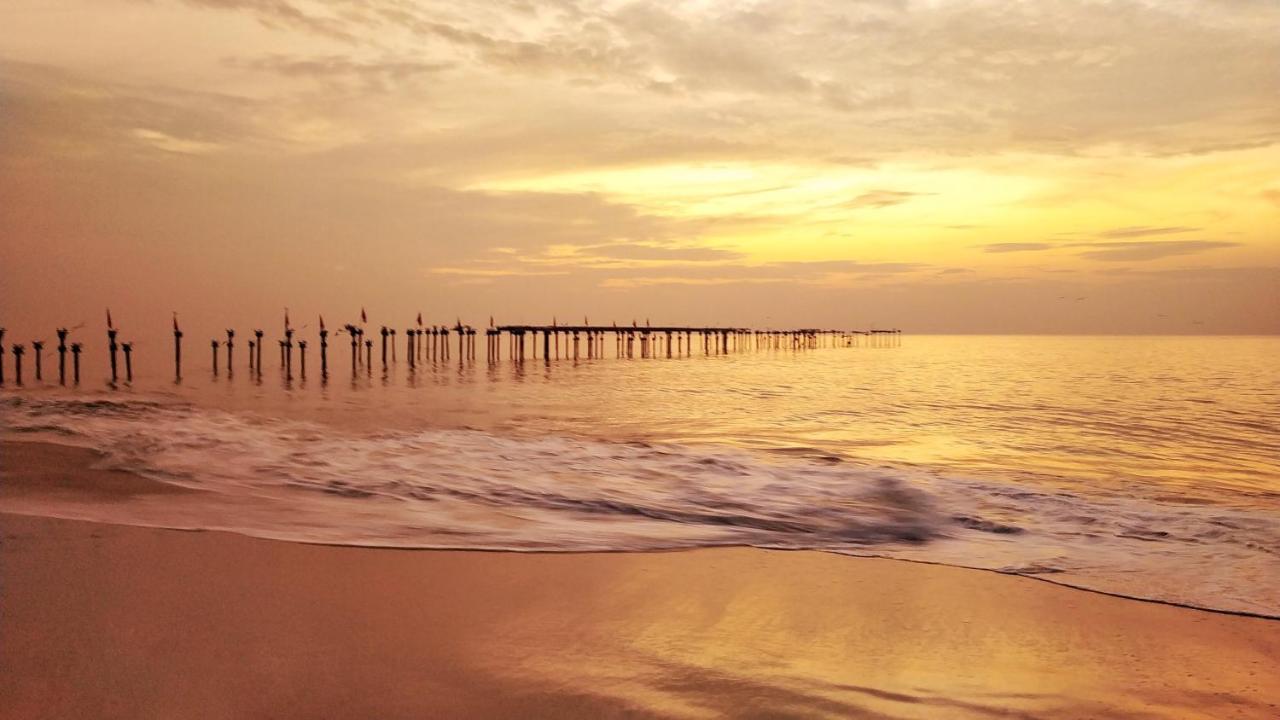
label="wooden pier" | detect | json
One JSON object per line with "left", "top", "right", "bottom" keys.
{"left": 0, "top": 313, "right": 900, "bottom": 387}
{"left": 486, "top": 325, "right": 899, "bottom": 362}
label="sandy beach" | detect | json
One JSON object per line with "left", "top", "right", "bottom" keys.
{"left": 2, "top": 441, "right": 1278, "bottom": 719}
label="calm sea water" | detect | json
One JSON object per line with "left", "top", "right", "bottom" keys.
{"left": 3, "top": 335, "right": 1278, "bottom": 615}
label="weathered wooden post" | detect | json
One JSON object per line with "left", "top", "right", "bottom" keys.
{"left": 12, "top": 344, "right": 24, "bottom": 385}
{"left": 173, "top": 315, "right": 183, "bottom": 380}
{"left": 71, "top": 343, "right": 81, "bottom": 384}
{"left": 108, "top": 327, "right": 119, "bottom": 384}
{"left": 390, "top": 328, "right": 397, "bottom": 363}
{"left": 319, "top": 317, "right": 328, "bottom": 378}
{"left": 407, "top": 329, "right": 416, "bottom": 369}
{"left": 380, "top": 326, "right": 388, "bottom": 369}
{"left": 365, "top": 339, "right": 373, "bottom": 375}
{"left": 285, "top": 327, "right": 294, "bottom": 380}
{"left": 57, "top": 328, "right": 68, "bottom": 385}
{"left": 253, "top": 330, "right": 264, "bottom": 375}
{"left": 298, "top": 340, "right": 307, "bottom": 379}
{"left": 32, "top": 341, "right": 44, "bottom": 381}
{"left": 344, "top": 324, "right": 358, "bottom": 376}
{"left": 248, "top": 340, "right": 256, "bottom": 371}
{"left": 225, "top": 330, "right": 235, "bottom": 376}
{"left": 122, "top": 342, "right": 133, "bottom": 383}
{"left": 212, "top": 339, "right": 220, "bottom": 376}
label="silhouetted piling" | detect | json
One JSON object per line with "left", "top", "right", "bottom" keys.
{"left": 345, "top": 324, "right": 358, "bottom": 375}
{"left": 254, "top": 330, "right": 264, "bottom": 375}
{"left": 57, "top": 328, "right": 68, "bottom": 385}
{"left": 285, "top": 328, "right": 294, "bottom": 380}
{"left": 71, "top": 343, "right": 81, "bottom": 384}
{"left": 226, "top": 330, "right": 235, "bottom": 376}
{"left": 12, "top": 344, "right": 24, "bottom": 385}
{"left": 365, "top": 339, "right": 373, "bottom": 375}
{"left": 248, "top": 340, "right": 256, "bottom": 371}
{"left": 108, "top": 328, "right": 119, "bottom": 383}
{"left": 298, "top": 340, "right": 307, "bottom": 379}
{"left": 390, "top": 329, "right": 397, "bottom": 362}
{"left": 381, "top": 327, "right": 389, "bottom": 369}
{"left": 319, "top": 323, "right": 329, "bottom": 378}
{"left": 122, "top": 343, "right": 133, "bottom": 383}
{"left": 212, "top": 339, "right": 220, "bottom": 375}
{"left": 173, "top": 319, "right": 183, "bottom": 380}
{"left": 32, "top": 341, "right": 44, "bottom": 381}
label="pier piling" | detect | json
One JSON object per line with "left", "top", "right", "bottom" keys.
{"left": 32, "top": 341, "right": 44, "bottom": 381}
{"left": 319, "top": 319, "right": 329, "bottom": 378}
{"left": 108, "top": 329, "right": 119, "bottom": 384}
{"left": 285, "top": 327, "right": 294, "bottom": 380}
{"left": 173, "top": 316, "right": 183, "bottom": 381}
{"left": 253, "top": 330, "right": 264, "bottom": 375}
{"left": 57, "top": 328, "right": 68, "bottom": 385}
{"left": 226, "top": 330, "right": 235, "bottom": 376}
{"left": 12, "top": 344, "right": 24, "bottom": 385}
{"left": 122, "top": 342, "right": 133, "bottom": 383}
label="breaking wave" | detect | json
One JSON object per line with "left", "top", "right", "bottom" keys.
{"left": 3, "top": 395, "right": 1278, "bottom": 616}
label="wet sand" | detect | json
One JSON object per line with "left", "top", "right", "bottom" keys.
{"left": 1, "top": 442, "right": 1278, "bottom": 719}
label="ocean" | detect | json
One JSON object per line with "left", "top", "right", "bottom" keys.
{"left": 3, "top": 334, "right": 1277, "bottom": 616}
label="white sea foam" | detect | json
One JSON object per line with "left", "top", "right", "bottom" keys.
{"left": 3, "top": 395, "right": 1279, "bottom": 616}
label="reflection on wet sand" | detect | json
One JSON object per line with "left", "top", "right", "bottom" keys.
{"left": 1, "top": 514, "right": 1276, "bottom": 719}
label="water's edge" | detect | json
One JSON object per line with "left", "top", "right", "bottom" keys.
{"left": 3, "top": 503, "right": 1276, "bottom": 623}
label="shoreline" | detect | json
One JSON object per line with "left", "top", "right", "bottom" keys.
{"left": 3, "top": 438, "right": 1277, "bottom": 623}
{"left": 3, "top": 441, "right": 1280, "bottom": 717}
{"left": 3, "top": 511, "right": 1278, "bottom": 718}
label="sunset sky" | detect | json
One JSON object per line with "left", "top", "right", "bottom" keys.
{"left": 2, "top": 0, "right": 1277, "bottom": 336}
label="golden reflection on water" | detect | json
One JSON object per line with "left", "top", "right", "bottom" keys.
{"left": 126, "top": 334, "right": 1280, "bottom": 503}
{"left": 475, "top": 548, "right": 1280, "bottom": 720}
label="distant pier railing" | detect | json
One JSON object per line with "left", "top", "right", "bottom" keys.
{"left": 0, "top": 316, "right": 901, "bottom": 387}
